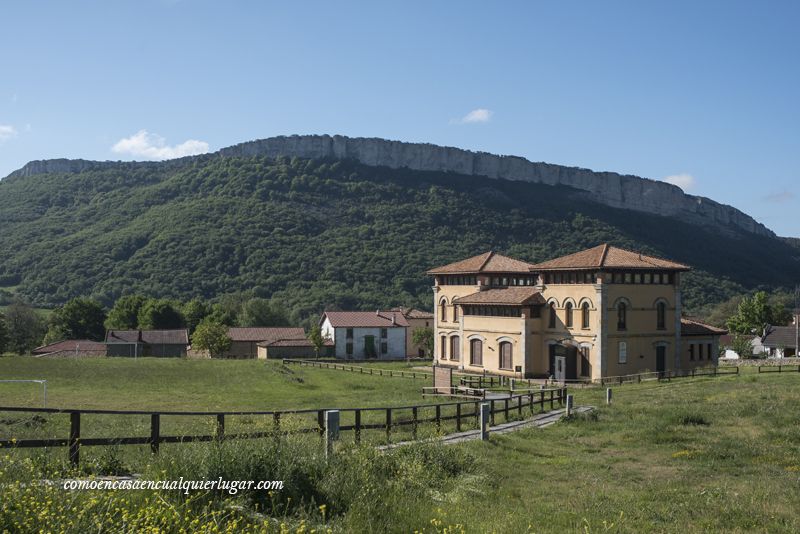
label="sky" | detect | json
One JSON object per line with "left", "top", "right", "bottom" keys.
{"left": 1, "top": 1, "right": 798, "bottom": 235}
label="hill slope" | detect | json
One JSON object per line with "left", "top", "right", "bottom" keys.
{"left": 1, "top": 141, "right": 798, "bottom": 320}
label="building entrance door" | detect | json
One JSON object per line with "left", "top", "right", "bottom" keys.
{"left": 554, "top": 356, "right": 566, "bottom": 383}
{"left": 364, "top": 336, "right": 376, "bottom": 358}
{"left": 656, "top": 346, "right": 666, "bottom": 378}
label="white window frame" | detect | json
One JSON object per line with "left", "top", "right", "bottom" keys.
{"left": 618, "top": 341, "right": 627, "bottom": 364}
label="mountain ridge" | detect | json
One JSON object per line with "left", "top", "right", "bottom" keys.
{"left": 6, "top": 134, "right": 774, "bottom": 238}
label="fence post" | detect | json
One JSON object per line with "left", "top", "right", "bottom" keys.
{"left": 474, "top": 401, "right": 480, "bottom": 427}
{"left": 325, "top": 410, "right": 340, "bottom": 459}
{"left": 216, "top": 414, "right": 225, "bottom": 441}
{"left": 540, "top": 391, "right": 545, "bottom": 412}
{"left": 354, "top": 409, "right": 362, "bottom": 444}
{"left": 435, "top": 405, "right": 441, "bottom": 433}
{"left": 69, "top": 411, "right": 81, "bottom": 468}
{"left": 504, "top": 398, "right": 510, "bottom": 421}
{"left": 412, "top": 407, "right": 418, "bottom": 440}
{"left": 456, "top": 403, "right": 462, "bottom": 432}
{"left": 480, "top": 402, "right": 490, "bottom": 440}
{"left": 385, "top": 408, "right": 392, "bottom": 443}
{"left": 273, "top": 412, "right": 281, "bottom": 440}
{"left": 317, "top": 410, "right": 325, "bottom": 435}
{"left": 490, "top": 400, "right": 496, "bottom": 426}
{"left": 150, "top": 414, "right": 160, "bottom": 454}
{"left": 566, "top": 394, "right": 574, "bottom": 417}
{"left": 606, "top": 388, "right": 613, "bottom": 405}
{"left": 550, "top": 390, "right": 554, "bottom": 410}
{"left": 517, "top": 395, "right": 522, "bottom": 416}
{"left": 529, "top": 393, "right": 534, "bottom": 414}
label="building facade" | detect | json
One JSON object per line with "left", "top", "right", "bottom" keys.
{"left": 429, "top": 244, "right": 725, "bottom": 380}
{"left": 105, "top": 329, "right": 189, "bottom": 357}
{"left": 392, "top": 307, "right": 434, "bottom": 357}
{"left": 320, "top": 311, "right": 408, "bottom": 360}
{"left": 219, "top": 327, "right": 307, "bottom": 359}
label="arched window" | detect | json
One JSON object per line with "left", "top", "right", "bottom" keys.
{"left": 617, "top": 302, "right": 627, "bottom": 331}
{"left": 565, "top": 302, "right": 574, "bottom": 328}
{"left": 548, "top": 303, "right": 557, "bottom": 329}
{"left": 470, "top": 339, "right": 483, "bottom": 366}
{"left": 440, "top": 337, "right": 447, "bottom": 360}
{"left": 440, "top": 299, "right": 447, "bottom": 322}
{"left": 657, "top": 302, "right": 666, "bottom": 330}
{"left": 499, "top": 341, "right": 513, "bottom": 370}
{"left": 450, "top": 336, "right": 460, "bottom": 361}
{"left": 453, "top": 303, "right": 459, "bottom": 322}
{"left": 582, "top": 302, "right": 590, "bottom": 329}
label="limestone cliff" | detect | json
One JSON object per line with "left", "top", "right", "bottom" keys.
{"left": 7, "top": 134, "right": 773, "bottom": 237}
{"left": 219, "top": 135, "right": 773, "bottom": 237}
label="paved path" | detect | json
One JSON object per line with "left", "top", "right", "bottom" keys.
{"left": 378, "top": 405, "right": 594, "bottom": 450}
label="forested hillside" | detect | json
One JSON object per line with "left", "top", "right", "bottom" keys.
{"left": 1, "top": 153, "right": 798, "bottom": 322}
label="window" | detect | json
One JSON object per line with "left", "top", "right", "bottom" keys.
{"left": 689, "top": 344, "right": 694, "bottom": 361}
{"left": 346, "top": 328, "right": 353, "bottom": 339}
{"left": 381, "top": 342, "right": 388, "bottom": 354}
{"left": 707, "top": 344, "right": 713, "bottom": 361}
{"left": 499, "top": 342, "right": 513, "bottom": 369}
{"left": 440, "top": 299, "right": 447, "bottom": 322}
{"left": 618, "top": 341, "right": 627, "bottom": 364}
{"left": 548, "top": 303, "right": 557, "bottom": 329}
{"left": 656, "top": 302, "right": 666, "bottom": 330}
{"left": 380, "top": 328, "right": 387, "bottom": 339}
{"left": 617, "top": 302, "right": 627, "bottom": 330}
{"left": 565, "top": 302, "right": 574, "bottom": 328}
{"left": 698, "top": 344, "right": 704, "bottom": 360}
{"left": 450, "top": 336, "right": 460, "bottom": 361}
{"left": 624, "top": 273, "right": 632, "bottom": 284}
{"left": 470, "top": 339, "right": 483, "bottom": 366}
{"left": 582, "top": 302, "right": 590, "bottom": 329}
{"left": 453, "top": 304, "right": 459, "bottom": 322}
{"left": 644, "top": 273, "right": 652, "bottom": 284}
{"left": 653, "top": 273, "right": 661, "bottom": 284}
{"left": 440, "top": 337, "right": 447, "bottom": 360}
{"left": 532, "top": 305, "right": 542, "bottom": 318}
{"left": 613, "top": 273, "right": 623, "bottom": 284}
{"left": 346, "top": 342, "right": 353, "bottom": 356}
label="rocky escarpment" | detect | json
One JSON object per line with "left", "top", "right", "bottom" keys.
{"left": 220, "top": 135, "right": 773, "bottom": 237}
{"left": 6, "top": 134, "right": 773, "bottom": 237}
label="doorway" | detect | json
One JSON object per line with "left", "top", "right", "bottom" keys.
{"left": 364, "top": 336, "right": 376, "bottom": 358}
{"left": 656, "top": 346, "right": 666, "bottom": 377}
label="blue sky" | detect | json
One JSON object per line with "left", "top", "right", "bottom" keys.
{"left": 1, "top": 1, "right": 798, "bottom": 235}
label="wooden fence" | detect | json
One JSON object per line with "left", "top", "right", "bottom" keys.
{"left": 0, "top": 387, "right": 567, "bottom": 468}
{"left": 282, "top": 359, "right": 433, "bottom": 380}
{"left": 757, "top": 364, "right": 800, "bottom": 373}
{"left": 598, "top": 366, "right": 739, "bottom": 386}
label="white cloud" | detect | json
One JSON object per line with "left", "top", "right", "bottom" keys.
{"left": 453, "top": 108, "right": 493, "bottom": 124}
{"left": 0, "top": 124, "right": 18, "bottom": 142}
{"left": 762, "top": 190, "right": 794, "bottom": 204}
{"left": 663, "top": 173, "right": 695, "bottom": 191}
{"left": 112, "top": 129, "right": 209, "bottom": 160}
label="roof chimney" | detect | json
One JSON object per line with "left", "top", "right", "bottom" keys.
{"left": 391, "top": 314, "right": 396, "bottom": 325}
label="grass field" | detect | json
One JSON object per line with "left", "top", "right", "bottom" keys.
{"left": 2, "top": 357, "right": 799, "bottom": 532}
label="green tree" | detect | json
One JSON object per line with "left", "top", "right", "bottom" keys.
{"left": 138, "top": 299, "right": 185, "bottom": 330}
{"left": 731, "top": 334, "right": 754, "bottom": 359}
{"left": 182, "top": 298, "right": 211, "bottom": 335}
{"left": 4, "top": 300, "right": 46, "bottom": 354}
{"left": 726, "top": 291, "right": 782, "bottom": 335}
{"left": 307, "top": 324, "right": 330, "bottom": 358}
{"left": 43, "top": 297, "right": 107, "bottom": 343}
{"left": 105, "top": 295, "right": 146, "bottom": 330}
{"left": 411, "top": 326, "right": 434, "bottom": 358}
{"left": 0, "top": 312, "right": 9, "bottom": 354}
{"left": 191, "top": 320, "right": 232, "bottom": 358}
{"left": 238, "top": 298, "right": 290, "bottom": 327}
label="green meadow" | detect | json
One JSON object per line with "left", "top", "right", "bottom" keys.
{"left": 1, "top": 357, "right": 799, "bottom": 532}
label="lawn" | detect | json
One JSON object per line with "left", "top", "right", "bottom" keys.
{"left": 2, "top": 358, "right": 799, "bottom": 532}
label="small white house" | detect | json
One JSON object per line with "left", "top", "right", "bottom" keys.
{"left": 320, "top": 310, "right": 408, "bottom": 360}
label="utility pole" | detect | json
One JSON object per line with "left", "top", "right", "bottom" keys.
{"left": 794, "top": 285, "right": 799, "bottom": 358}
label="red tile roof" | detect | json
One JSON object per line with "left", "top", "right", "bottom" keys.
{"left": 390, "top": 307, "right": 434, "bottom": 319}
{"left": 454, "top": 287, "right": 545, "bottom": 306}
{"left": 427, "top": 251, "right": 536, "bottom": 274}
{"left": 257, "top": 338, "right": 333, "bottom": 347}
{"left": 106, "top": 329, "right": 189, "bottom": 345}
{"left": 32, "top": 339, "right": 106, "bottom": 355}
{"left": 322, "top": 310, "right": 409, "bottom": 328}
{"left": 680, "top": 318, "right": 728, "bottom": 336}
{"left": 529, "top": 244, "right": 690, "bottom": 271}
{"left": 227, "top": 327, "right": 306, "bottom": 342}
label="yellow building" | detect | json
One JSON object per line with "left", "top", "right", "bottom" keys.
{"left": 428, "top": 244, "right": 725, "bottom": 381}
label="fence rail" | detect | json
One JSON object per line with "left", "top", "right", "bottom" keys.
{"left": 0, "top": 387, "right": 567, "bottom": 467}
{"left": 757, "top": 364, "right": 800, "bottom": 374}
{"left": 282, "top": 359, "right": 433, "bottom": 380}
{"left": 598, "top": 366, "right": 738, "bottom": 386}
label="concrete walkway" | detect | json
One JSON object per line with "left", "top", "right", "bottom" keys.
{"left": 378, "top": 405, "right": 594, "bottom": 450}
